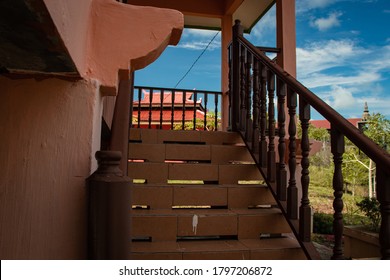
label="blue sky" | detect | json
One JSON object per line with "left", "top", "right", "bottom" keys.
{"left": 135, "top": 0, "right": 390, "bottom": 120}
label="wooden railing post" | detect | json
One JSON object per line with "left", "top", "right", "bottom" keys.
{"left": 331, "top": 127, "right": 345, "bottom": 260}
{"left": 267, "top": 70, "right": 276, "bottom": 182}
{"left": 377, "top": 167, "right": 390, "bottom": 259}
{"left": 277, "top": 79, "right": 287, "bottom": 201}
{"left": 259, "top": 64, "right": 268, "bottom": 167}
{"left": 252, "top": 60, "right": 260, "bottom": 154}
{"left": 87, "top": 151, "right": 132, "bottom": 260}
{"left": 245, "top": 51, "right": 253, "bottom": 141}
{"left": 299, "top": 96, "right": 311, "bottom": 242}
{"left": 231, "top": 20, "right": 244, "bottom": 131}
{"left": 287, "top": 87, "right": 298, "bottom": 219}
{"left": 239, "top": 45, "right": 246, "bottom": 131}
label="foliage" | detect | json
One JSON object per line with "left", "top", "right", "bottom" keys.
{"left": 313, "top": 212, "right": 333, "bottom": 234}
{"left": 356, "top": 197, "right": 381, "bottom": 232}
{"left": 363, "top": 113, "right": 390, "bottom": 151}
{"left": 173, "top": 112, "right": 220, "bottom": 131}
{"left": 297, "top": 123, "right": 330, "bottom": 142}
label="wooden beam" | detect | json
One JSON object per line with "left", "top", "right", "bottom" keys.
{"left": 224, "top": 0, "right": 244, "bottom": 15}
{"left": 126, "top": 0, "right": 225, "bottom": 17}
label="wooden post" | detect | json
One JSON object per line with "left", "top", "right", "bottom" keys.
{"left": 331, "top": 127, "right": 345, "bottom": 260}
{"left": 87, "top": 151, "right": 132, "bottom": 260}
{"left": 377, "top": 167, "right": 390, "bottom": 259}
{"left": 287, "top": 87, "right": 298, "bottom": 219}
{"left": 231, "top": 20, "right": 243, "bottom": 131}
{"left": 299, "top": 96, "right": 311, "bottom": 242}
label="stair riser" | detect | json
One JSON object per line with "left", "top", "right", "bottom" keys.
{"left": 128, "top": 163, "right": 263, "bottom": 184}
{"left": 238, "top": 214, "right": 291, "bottom": 239}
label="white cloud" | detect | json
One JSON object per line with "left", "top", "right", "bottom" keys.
{"left": 247, "top": 6, "right": 276, "bottom": 45}
{"left": 177, "top": 29, "right": 221, "bottom": 51}
{"left": 310, "top": 11, "right": 343, "bottom": 31}
{"left": 327, "top": 85, "right": 356, "bottom": 109}
{"left": 297, "top": 39, "right": 365, "bottom": 77}
{"left": 297, "top": 0, "right": 339, "bottom": 13}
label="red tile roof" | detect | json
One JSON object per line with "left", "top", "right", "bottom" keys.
{"left": 310, "top": 118, "right": 361, "bottom": 129}
{"left": 133, "top": 90, "right": 201, "bottom": 106}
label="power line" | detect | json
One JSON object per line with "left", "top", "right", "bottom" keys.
{"left": 174, "top": 31, "right": 220, "bottom": 89}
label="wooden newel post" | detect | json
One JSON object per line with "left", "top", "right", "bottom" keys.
{"left": 377, "top": 167, "right": 390, "bottom": 259}
{"left": 231, "top": 20, "right": 244, "bottom": 131}
{"left": 87, "top": 151, "right": 132, "bottom": 260}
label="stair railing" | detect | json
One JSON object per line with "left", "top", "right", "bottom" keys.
{"left": 132, "top": 86, "right": 222, "bottom": 131}
{"left": 229, "top": 20, "right": 390, "bottom": 259}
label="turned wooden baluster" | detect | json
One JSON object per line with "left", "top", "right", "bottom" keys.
{"left": 287, "top": 87, "right": 298, "bottom": 219}
{"left": 239, "top": 45, "right": 246, "bottom": 131}
{"left": 267, "top": 70, "right": 276, "bottom": 183}
{"left": 182, "top": 91, "right": 186, "bottom": 130}
{"left": 252, "top": 59, "right": 260, "bottom": 154}
{"left": 245, "top": 51, "right": 252, "bottom": 141}
{"left": 137, "top": 87, "right": 141, "bottom": 128}
{"left": 376, "top": 167, "right": 390, "bottom": 259}
{"left": 276, "top": 79, "right": 287, "bottom": 201}
{"left": 160, "top": 90, "right": 164, "bottom": 129}
{"left": 214, "top": 94, "right": 219, "bottom": 131}
{"left": 193, "top": 92, "right": 198, "bottom": 130}
{"left": 331, "top": 127, "right": 345, "bottom": 260}
{"left": 148, "top": 89, "right": 153, "bottom": 129}
{"left": 171, "top": 91, "right": 175, "bottom": 130}
{"left": 299, "top": 96, "right": 312, "bottom": 242}
{"left": 204, "top": 93, "right": 208, "bottom": 131}
{"left": 259, "top": 63, "right": 268, "bottom": 167}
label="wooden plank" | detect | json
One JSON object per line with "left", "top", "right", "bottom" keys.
{"left": 219, "top": 164, "right": 263, "bottom": 184}
{"left": 228, "top": 186, "right": 275, "bottom": 208}
{"left": 211, "top": 145, "right": 253, "bottom": 164}
{"left": 132, "top": 186, "right": 173, "bottom": 209}
{"left": 128, "top": 162, "right": 168, "bottom": 183}
{"left": 173, "top": 186, "right": 227, "bottom": 207}
{"left": 169, "top": 163, "right": 218, "bottom": 181}
{"left": 166, "top": 144, "right": 211, "bottom": 161}
{"left": 128, "top": 143, "right": 166, "bottom": 162}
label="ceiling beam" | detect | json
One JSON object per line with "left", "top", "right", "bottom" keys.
{"left": 224, "top": 0, "right": 244, "bottom": 15}
{"left": 126, "top": 0, "right": 226, "bottom": 17}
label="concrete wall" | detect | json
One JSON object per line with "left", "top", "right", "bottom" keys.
{"left": 0, "top": 77, "right": 102, "bottom": 259}
{"left": 0, "top": 0, "right": 183, "bottom": 259}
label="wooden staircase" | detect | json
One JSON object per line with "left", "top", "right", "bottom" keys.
{"left": 128, "top": 128, "right": 306, "bottom": 260}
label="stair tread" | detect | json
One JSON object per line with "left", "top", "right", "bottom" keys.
{"left": 131, "top": 238, "right": 301, "bottom": 253}
{"left": 132, "top": 208, "right": 283, "bottom": 217}
{"left": 133, "top": 183, "right": 268, "bottom": 187}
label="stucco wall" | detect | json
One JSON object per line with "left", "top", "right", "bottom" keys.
{"left": 0, "top": 77, "right": 102, "bottom": 259}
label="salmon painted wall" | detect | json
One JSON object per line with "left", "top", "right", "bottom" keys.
{"left": 0, "top": 0, "right": 184, "bottom": 259}
{"left": 0, "top": 77, "right": 102, "bottom": 259}
{"left": 44, "top": 0, "right": 184, "bottom": 93}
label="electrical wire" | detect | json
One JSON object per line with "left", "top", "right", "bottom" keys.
{"left": 174, "top": 31, "right": 220, "bottom": 89}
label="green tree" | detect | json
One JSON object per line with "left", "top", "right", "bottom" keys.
{"left": 344, "top": 113, "right": 390, "bottom": 198}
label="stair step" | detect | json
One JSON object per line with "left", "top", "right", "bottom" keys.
{"left": 131, "top": 208, "right": 291, "bottom": 241}
{"left": 130, "top": 238, "right": 306, "bottom": 260}
{"left": 169, "top": 163, "right": 219, "bottom": 181}
{"left": 128, "top": 162, "right": 168, "bottom": 183}
{"left": 236, "top": 209, "right": 292, "bottom": 239}
{"left": 173, "top": 185, "right": 227, "bottom": 207}
{"left": 131, "top": 184, "right": 274, "bottom": 210}
{"left": 129, "top": 143, "right": 252, "bottom": 164}
{"left": 166, "top": 144, "right": 211, "bottom": 161}
{"left": 211, "top": 145, "right": 253, "bottom": 164}
{"left": 129, "top": 128, "right": 244, "bottom": 145}
{"left": 219, "top": 164, "right": 264, "bottom": 184}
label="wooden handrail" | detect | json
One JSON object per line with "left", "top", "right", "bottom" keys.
{"left": 238, "top": 35, "right": 390, "bottom": 170}
{"left": 230, "top": 20, "right": 390, "bottom": 259}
